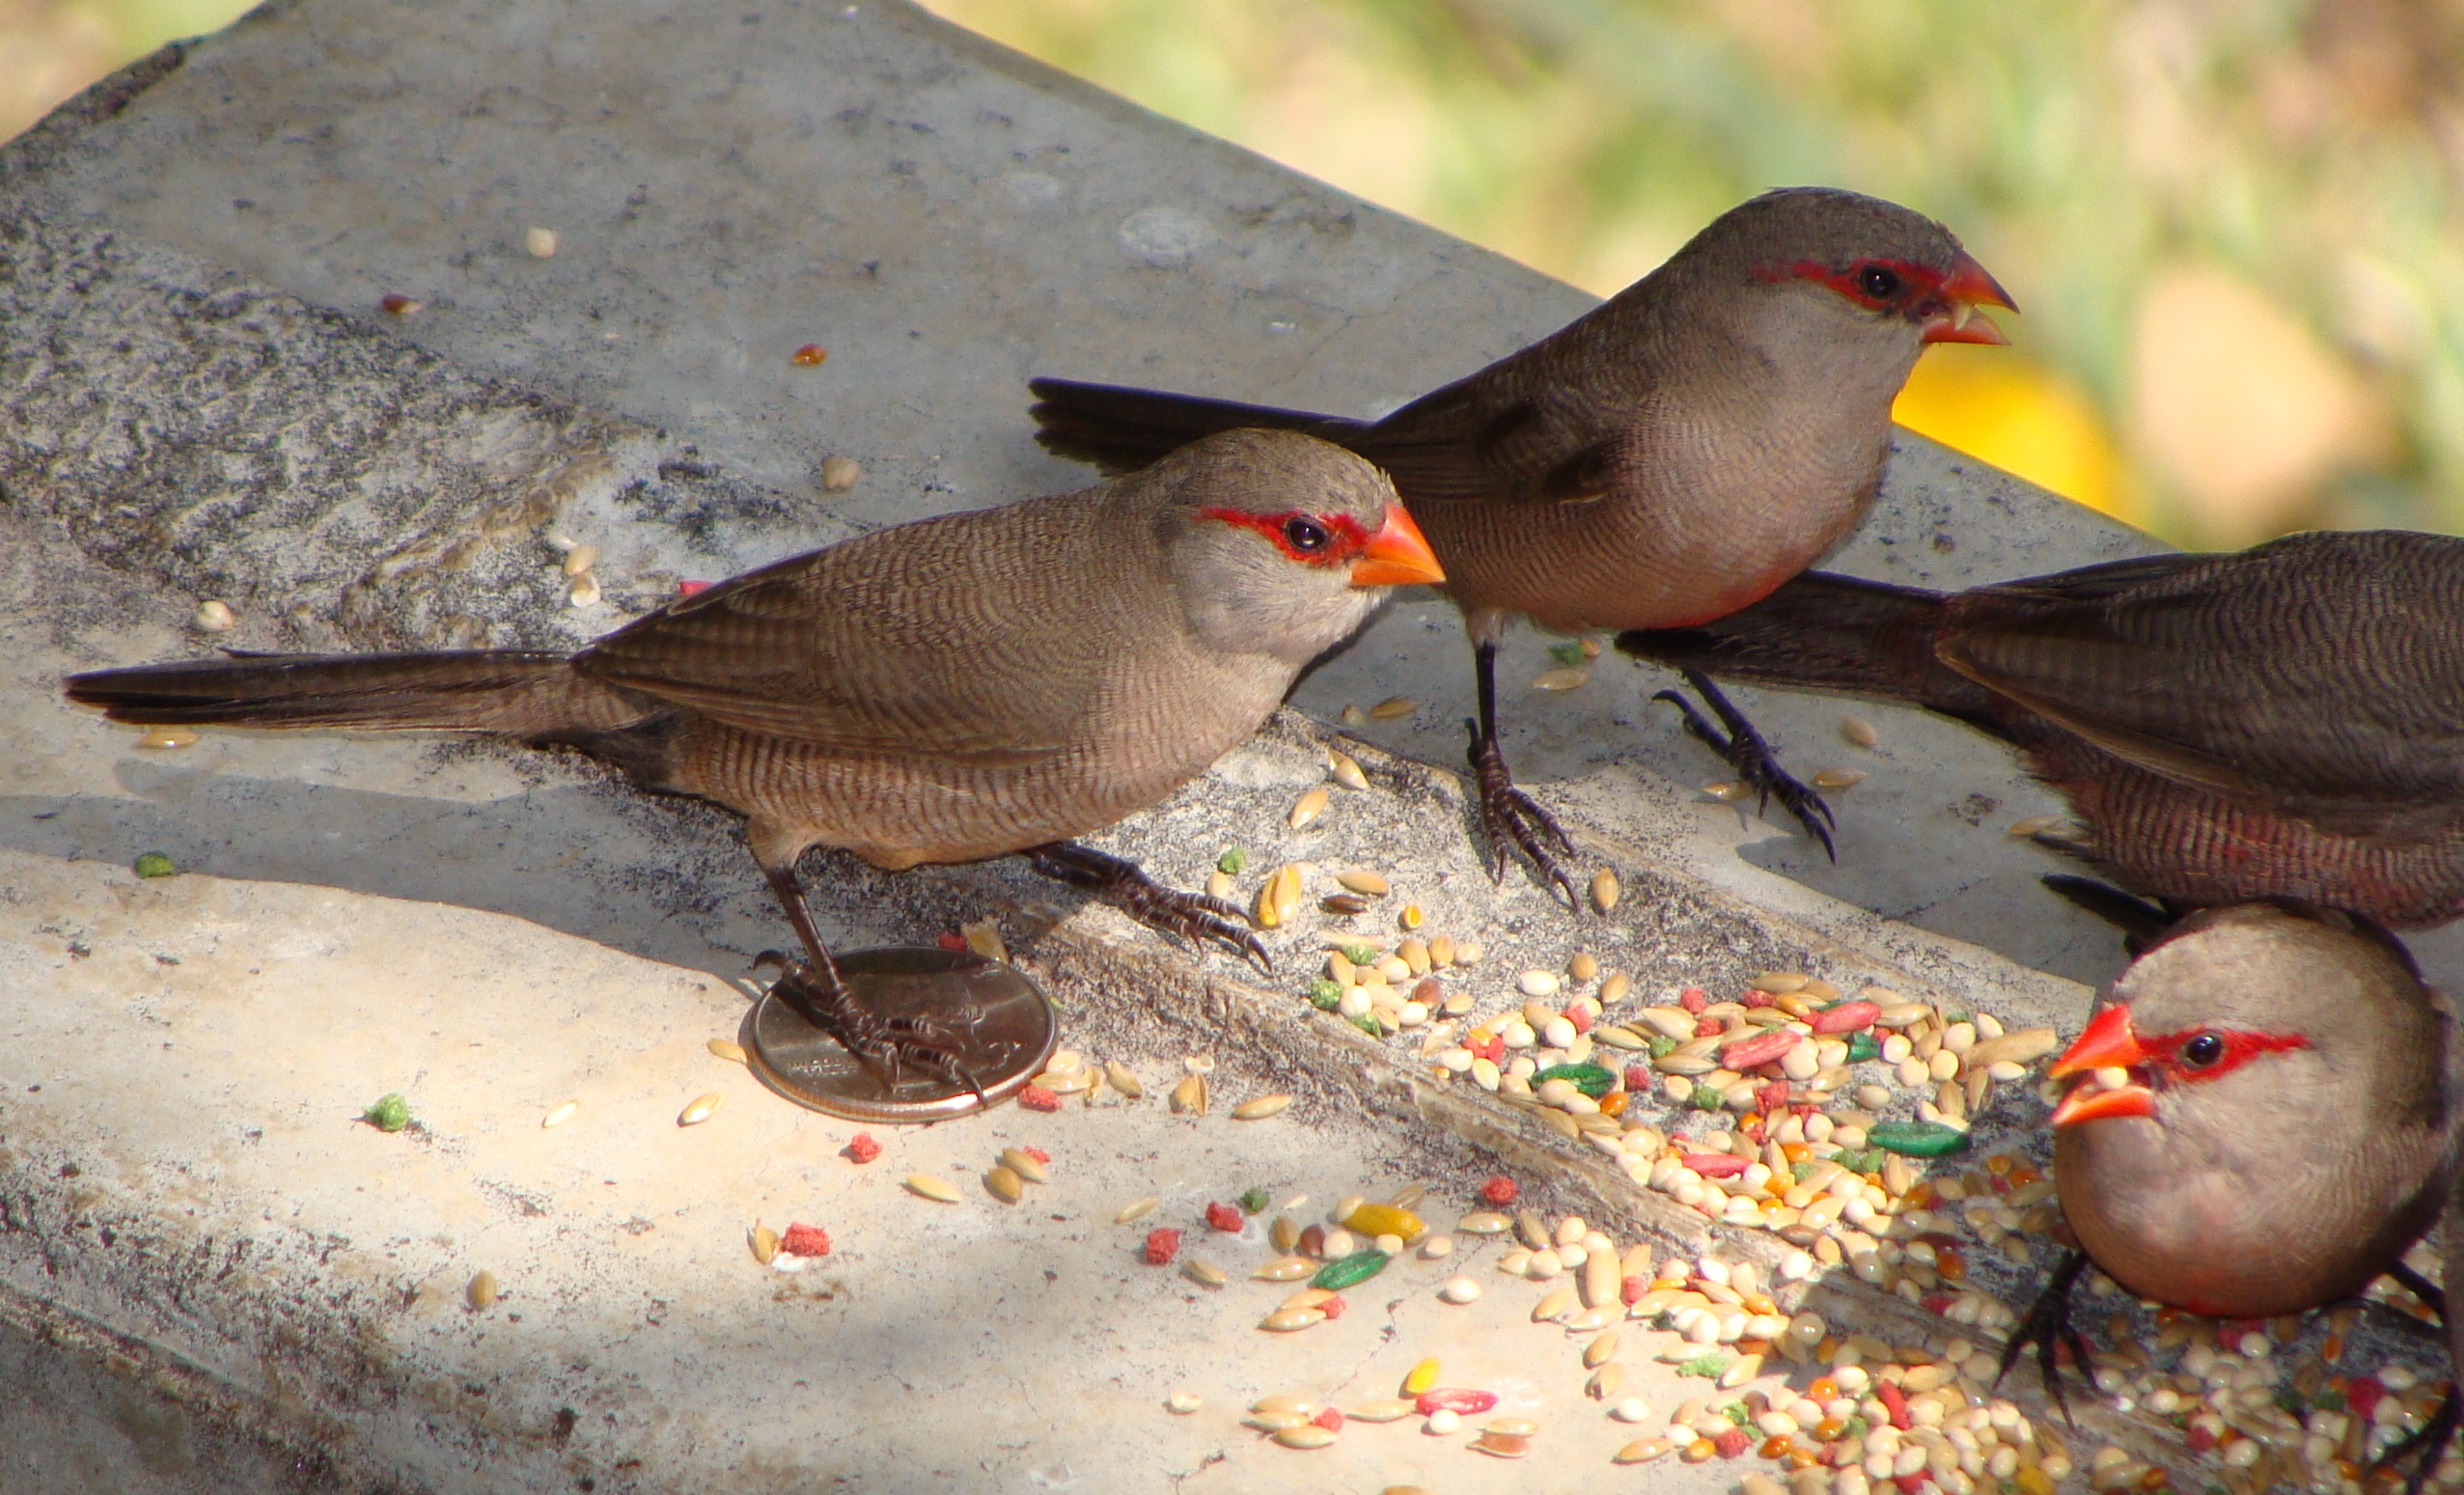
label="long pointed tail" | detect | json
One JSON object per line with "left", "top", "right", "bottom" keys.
{"left": 1616, "top": 572, "right": 2002, "bottom": 723}
{"left": 64, "top": 650, "right": 653, "bottom": 738}
{"left": 1029, "top": 377, "right": 1368, "bottom": 473}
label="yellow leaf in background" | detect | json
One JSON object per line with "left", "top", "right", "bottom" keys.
{"left": 1894, "top": 345, "right": 2134, "bottom": 527}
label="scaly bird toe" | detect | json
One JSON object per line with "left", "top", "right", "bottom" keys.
{"left": 1466, "top": 719, "right": 1580, "bottom": 909}
{"left": 1655, "top": 674, "right": 1836, "bottom": 861}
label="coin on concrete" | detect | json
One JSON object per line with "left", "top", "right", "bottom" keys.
{"left": 746, "top": 947, "right": 1058, "bottom": 1123}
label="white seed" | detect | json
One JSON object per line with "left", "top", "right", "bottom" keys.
{"left": 541, "top": 1100, "right": 578, "bottom": 1128}
{"left": 678, "top": 1092, "right": 723, "bottom": 1126}
{"left": 1206, "top": 869, "right": 1234, "bottom": 900}
{"left": 1611, "top": 1398, "right": 1653, "bottom": 1423}
{"left": 524, "top": 226, "right": 559, "bottom": 258}
{"left": 568, "top": 571, "right": 602, "bottom": 608}
{"left": 820, "top": 455, "right": 863, "bottom": 491}
{"left": 1440, "top": 1276, "right": 1482, "bottom": 1304}
{"left": 561, "top": 543, "right": 600, "bottom": 577}
{"left": 1425, "top": 1408, "right": 1461, "bottom": 1435}
{"left": 1842, "top": 715, "right": 1880, "bottom": 748}
{"left": 1289, "top": 787, "right": 1329, "bottom": 829}
{"left": 1167, "top": 1391, "right": 1202, "bottom": 1414}
{"left": 1116, "top": 1197, "right": 1159, "bottom": 1224}
{"left": 1519, "top": 969, "right": 1562, "bottom": 998}
{"left": 193, "top": 599, "right": 236, "bottom": 632}
{"left": 904, "top": 1173, "right": 962, "bottom": 1204}
{"left": 1232, "top": 1094, "right": 1293, "bottom": 1121}
{"left": 1453, "top": 940, "right": 1483, "bottom": 965}
{"left": 1420, "top": 1233, "right": 1454, "bottom": 1260}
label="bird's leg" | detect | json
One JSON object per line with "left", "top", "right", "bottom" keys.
{"left": 1992, "top": 1249, "right": 2100, "bottom": 1429}
{"left": 1651, "top": 670, "right": 1835, "bottom": 860}
{"left": 2373, "top": 1262, "right": 2459, "bottom": 1495}
{"left": 1025, "top": 841, "right": 1270, "bottom": 973}
{"left": 1464, "top": 639, "right": 1580, "bottom": 908}
{"left": 754, "top": 860, "right": 984, "bottom": 1106}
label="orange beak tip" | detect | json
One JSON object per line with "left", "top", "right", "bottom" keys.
{"left": 1348, "top": 501, "right": 1446, "bottom": 589}
{"left": 2049, "top": 1003, "right": 2146, "bottom": 1078}
{"left": 2050, "top": 1081, "right": 2156, "bottom": 1127}
{"left": 1922, "top": 310, "right": 2009, "bottom": 346}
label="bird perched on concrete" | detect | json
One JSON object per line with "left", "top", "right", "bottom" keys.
{"left": 1618, "top": 530, "right": 2464, "bottom": 927}
{"left": 1028, "top": 186, "right": 2013, "bottom": 901}
{"left": 64, "top": 429, "right": 1444, "bottom": 1084}
{"left": 2007, "top": 901, "right": 2464, "bottom": 1478}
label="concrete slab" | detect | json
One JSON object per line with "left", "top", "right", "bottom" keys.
{"left": 3, "top": 5, "right": 2450, "bottom": 1494}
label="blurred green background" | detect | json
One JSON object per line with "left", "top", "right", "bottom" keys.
{"left": 16, "top": 0, "right": 2461, "bottom": 546}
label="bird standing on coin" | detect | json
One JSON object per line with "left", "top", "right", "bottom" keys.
{"left": 64, "top": 429, "right": 1444, "bottom": 1086}
{"left": 1618, "top": 530, "right": 2464, "bottom": 928}
{"left": 1030, "top": 186, "right": 2014, "bottom": 901}
{"left": 2009, "top": 901, "right": 2464, "bottom": 1479}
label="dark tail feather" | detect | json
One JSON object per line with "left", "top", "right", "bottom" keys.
{"left": 1617, "top": 572, "right": 2004, "bottom": 723}
{"left": 64, "top": 650, "right": 651, "bottom": 737}
{"left": 1029, "top": 377, "right": 1367, "bottom": 473}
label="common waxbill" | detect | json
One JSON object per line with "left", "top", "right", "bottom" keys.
{"left": 1028, "top": 186, "right": 2014, "bottom": 900}
{"left": 1618, "top": 530, "right": 2464, "bottom": 927}
{"left": 2007, "top": 901, "right": 2464, "bottom": 1461}
{"left": 64, "top": 429, "right": 1445, "bottom": 1084}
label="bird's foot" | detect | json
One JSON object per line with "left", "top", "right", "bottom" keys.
{"left": 1992, "top": 1249, "right": 2100, "bottom": 1429}
{"left": 755, "top": 951, "right": 987, "bottom": 1106}
{"left": 1653, "top": 671, "right": 1834, "bottom": 860}
{"left": 2372, "top": 1385, "right": 2459, "bottom": 1495}
{"left": 1465, "top": 721, "right": 1579, "bottom": 908}
{"left": 1026, "top": 842, "right": 1271, "bottom": 973}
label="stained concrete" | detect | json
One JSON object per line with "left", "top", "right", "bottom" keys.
{"left": 0, "top": 3, "right": 2436, "bottom": 1492}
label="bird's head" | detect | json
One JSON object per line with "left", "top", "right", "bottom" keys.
{"left": 1149, "top": 429, "right": 1443, "bottom": 664}
{"left": 2048, "top": 902, "right": 2438, "bottom": 1135}
{"left": 1669, "top": 187, "right": 2015, "bottom": 381}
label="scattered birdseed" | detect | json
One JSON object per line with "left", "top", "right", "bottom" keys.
{"left": 1440, "top": 1276, "right": 1481, "bottom": 1304}
{"left": 706, "top": 1038, "right": 747, "bottom": 1065}
{"left": 1289, "top": 787, "right": 1329, "bottom": 829}
{"left": 779, "top": 1222, "right": 830, "bottom": 1258}
{"left": 998, "top": 1147, "right": 1045, "bottom": 1182}
{"left": 1812, "top": 767, "right": 1866, "bottom": 789}
{"left": 136, "top": 727, "right": 198, "bottom": 749}
{"left": 524, "top": 227, "right": 558, "bottom": 258}
{"left": 984, "top": 1165, "right": 1024, "bottom": 1203}
{"left": 193, "top": 599, "right": 236, "bottom": 632}
{"left": 1166, "top": 1391, "right": 1201, "bottom": 1414}
{"left": 363, "top": 1094, "right": 410, "bottom": 1132}
{"left": 1170, "top": 1075, "right": 1208, "bottom": 1115}
{"left": 1019, "top": 1085, "right": 1062, "bottom": 1113}
{"left": 1272, "top": 1425, "right": 1337, "bottom": 1449}
{"left": 1532, "top": 667, "right": 1590, "bottom": 691}
{"left": 1481, "top": 1177, "right": 1519, "bottom": 1206}
{"left": 1369, "top": 697, "right": 1419, "bottom": 718}
{"left": 1256, "top": 865, "right": 1303, "bottom": 928}
{"left": 1182, "top": 1259, "right": 1228, "bottom": 1288}
{"left": 749, "top": 1222, "right": 780, "bottom": 1265}
{"left": 1116, "top": 1198, "right": 1159, "bottom": 1225}
{"left": 1143, "top": 1228, "right": 1181, "bottom": 1264}
{"left": 1335, "top": 869, "right": 1390, "bottom": 896}
{"left": 379, "top": 291, "right": 421, "bottom": 315}
{"left": 1841, "top": 715, "right": 1880, "bottom": 747}
{"left": 678, "top": 1093, "right": 723, "bottom": 1126}
{"left": 844, "top": 1133, "right": 882, "bottom": 1164}
{"left": 790, "top": 343, "right": 828, "bottom": 366}
{"left": 2007, "top": 813, "right": 2064, "bottom": 837}
{"left": 1232, "top": 1094, "right": 1292, "bottom": 1121}
{"left": 1329, "top": 750, "right": 1370, "bottom": 789}
{"left": 133, "top": 851, "right": 178, "bottom": 877}
{"left": 466, "top": 1270, "right": 499, "bottom": 1310}
{"left": 1103, "top": 1060, "right": 1143, "bottom": 1100}
{"left": 541, "top": 1100, "right": 578, "bottom": 1128}
{"left": 820, "top": 456, "right": 862, "bottom": 491}
{"left": 903, "top": 1174, "right": 961, "bottom": 1204}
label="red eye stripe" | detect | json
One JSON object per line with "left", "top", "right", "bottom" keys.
{"left": 1197, "top": 507, "right": 1370, "bottom": 566}
{"left": 1753, "top": 258, "right": 1947, "bottom": 312}
{"left": 2138, "top": 1027, "right": 2311, "bottom": 1085}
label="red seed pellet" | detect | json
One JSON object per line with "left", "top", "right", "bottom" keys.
{"left": 1683, "top": 1153, "right": 1750, "bottom": 1178}
{"left": 1875, "top": 1380, "right": 1911, "bottom": 1429}
{"left": 1694, "top": 1017, "right": 1723, "bottom": 1038}
{"left": 1021, "top": 1146, "right": 1049, "bottom": 1165}
{"left": 1564, "top": 1004, "right": 1592, "bottom": 1035}
{"left": 1481, "top": 1177, "right": 1519, "bottom": 1206}
{"left": 1205, "top": 1201, "right": 1243, "bottom": 1232}
{"left": 1624, "top": 1064, "right": 1653, "bottom": 1092}
{"left": 1620, "top": 1275, "right": 1647, "bottom": 1305}
{"left": 1320, "top": 1295, "right": 1346, "bottom": 1319}
{"left": 677, "top": 580, "right": 711, "bottom": 597}
{"left": 1312, "top": 1406, "right": 1343, "bottom": 1431}
{"left": 780, "top": 1222, "right": 831, "bottom": 1257}
{"left": 379, "top": 291, "right": 419, "bottom": 315}
{"left": 1712, "top": 1427, "right": 1751, "bottom": 1458}
{"left": 1721, "top": 1030, "right": 1799, "bottom": 1069}
{"left": 1679, "top": 985, "right": 1707, "bottom": 1014}
{"left": 1415, "top": 1388, "right": 1498, "bottom": 1416}
{"left": 844, "top": 1133, "right": 881, "bottom": 1165}
{"left": 1144, "top": 1228, "right": 1181, "bottom": 1265}
{"left": 1812, "top": 1000, "right": 1880, "bottom": 1035}
{"left": 1019, "top": 1085, "right": 1062, "bottom": 1113}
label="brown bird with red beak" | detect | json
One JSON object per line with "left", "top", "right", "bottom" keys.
{"left": 64, "top": 429, "right": 1444, "bottom": 1085}
{"left": 1618, "top": 530, "right": 2464, "bottom": 928}
{"left": 2007, "top": 901, "right": 2464, "bottom": 1475}
{"left": 1031, "top": 187, "right": 2013, "bottom": 900}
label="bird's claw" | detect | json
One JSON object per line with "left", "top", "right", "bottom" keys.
{"left": 1992, "top": 1249, "right": 2099, "bottom": 1431}
{"left": 1653, "top": 675, "right": 1836, "bottom": 861}
{"left": 1026, "top": 842, "right": 1273, "bottom": 973}
{"left": 1466, "top": 719, "right": 1581, "bottom": 909}
{"left": 764, "top": 957, "right": 988, "bottom": 1107}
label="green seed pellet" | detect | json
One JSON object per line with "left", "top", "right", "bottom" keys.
{"left": 1870, "top": 1120, "right": 1971, "bottom": 1158}
{"left": 363, "top": 1093, "right": 411, "bottom": 1132}
{"left": 1534, "top": 1063, "right": 1617, "bottom": 1098}
{"left": 133, "top": 852, "right": 177, "bottom": 879}
{"left": 1311, "top": 1248, "right": 1390, "bottom": 1290}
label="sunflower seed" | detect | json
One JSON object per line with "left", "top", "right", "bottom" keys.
{"left": 1232, "top": 1094, "right": 1293, "bottom": 1121}
{"left": 1289, "top": 787, "right": 1329, "bottom": 829}
{"left": 678, "top": 1093, "right": 723, "bottom": 1126}
{"left": 1171, "top": 1074, "right": 1208, "bottom": 1115}
{"left": 1103, "top": 1060, "right": 1144, "bottom": 1100}
{"left": 904, "top": 1174, "right": 962, "bottom": 1204}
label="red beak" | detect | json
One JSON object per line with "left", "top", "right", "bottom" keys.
{"left": 2047, "top": 1003, "right": 2155, "bottom": 1125}
{"left": 1348, "top": 499, "right": 1446, "bottom": 588}
{"left": 1921, "top": 252, "right": 2017, "bottom": 346}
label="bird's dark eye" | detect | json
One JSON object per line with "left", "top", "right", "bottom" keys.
{"left": 2178, "top": 1032, "right": 2227, "bottom": 1069}
{"left": 1283, "top": 516, "right": 1331, "bottom": 553}
{"left": 1858, "top": 264, "right": 1902, "bottom": 301}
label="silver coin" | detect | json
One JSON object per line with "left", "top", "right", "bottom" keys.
{"left": 745, "top": 947, "right": 1058, "bottom": 1123}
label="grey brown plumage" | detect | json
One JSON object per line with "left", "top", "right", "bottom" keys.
{"left": 1031, "top": 186, "right": 2013, "bottom": 894}
{"left": 66, "top": 428, "right": 1445, "bottom": 983}
{"left": 1617, "top": 530, "right": 2464, "bottom": 927}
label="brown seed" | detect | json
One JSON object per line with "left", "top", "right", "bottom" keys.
{"left": 1260, "top": 1307, "right": 1326, "bottom": 1332}
{"left": 1102, "top": 1060, "right": 1144, "bottom": 1100}
{"left": 1171, "top": 1074, "right": 1208, "bottom": 1115}
{"left": 1569, "top": 950, "right": 1600, "bottom": 983}
{"left": 1272, "top": 1424, "right": 1338, "bottom": 1449}
{"left": 1182, "top": 1259, "right": 1228, "bottom": 1288}
{"left": 984, "top": 1165, "right": 1024, "bottom": 1203}
{"left": 1320, "top": 893, "right": 1370, "bottom": 915}
{"left": 1232, "top": 1094, "right": 1293, "bottom": 1121}
{"left": 1289, "top": 787, "right": 1330, "bottom": 830}
{"left": 1599, "top": 971, "right": 1631, "bottom": 1005}
{"left": 1270, "top": 1215, "right": 1300, "bottom": 1253}
{"left": 678, "top": 1093, "right": 723, "bottom": 1126}
{"left": 1329, "top": 749, "right": 1370, "bottom": 789}
{"left": 1369, "top": 696, "right": 1419, "bottom": 719}
{"left": 1115, "top": 1197, "right": 1158, "bottom": 1225}
{"left": 1842, "top": 715, "right": 1880, "bottom": 748}
{"left": 820, "top": 455, "right": 863, "bottom": 491}
{"left": 137, "top": 726, "right": 200, "bottom": 749}
{"left": 1335, "top": 869, "right": 1390, "bottom": 897}
{"left": 1812, "top": 768, "right": 1867, "bottom": 789}
{"left": 706, "top": 1038, "right": 748, "bottom": 1065}
{"left": 466, "top": 1270, "right": 498, "bottom": 1310}
{"left": 1703, "top": 780, "right": 1751, "bottom": 802}
{"left": 961, "top": 919, "right": 1008, "bottom": 963}
{"left": 904, "top": 1174, "right": 962, "bottom": 1204}
{"left": 750, "top": 1222, "right": 779, "bottom": 1265}
{"left": 1470, "top": 1431, "right": 1531, "bottom": 1457}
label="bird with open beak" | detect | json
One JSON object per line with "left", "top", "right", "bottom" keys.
{"left": 1030, "top": 186, "right": 2013, "bottom": 901}
{"left": 2009, "top": 901, "right": 2464, "bottom": 1480}
{"left": 64, "top": 429, "right": 1443, "bottom": 1090}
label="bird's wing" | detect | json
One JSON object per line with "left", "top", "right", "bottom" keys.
{"left": 575, "top": 508, "right": 1109, "bottom": 766}
{"left": 1940, "top": 536, "right": 2464, "bottom": 823}
{"left": 1351, "top": 356, "right": 1639, "bottom": 507}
